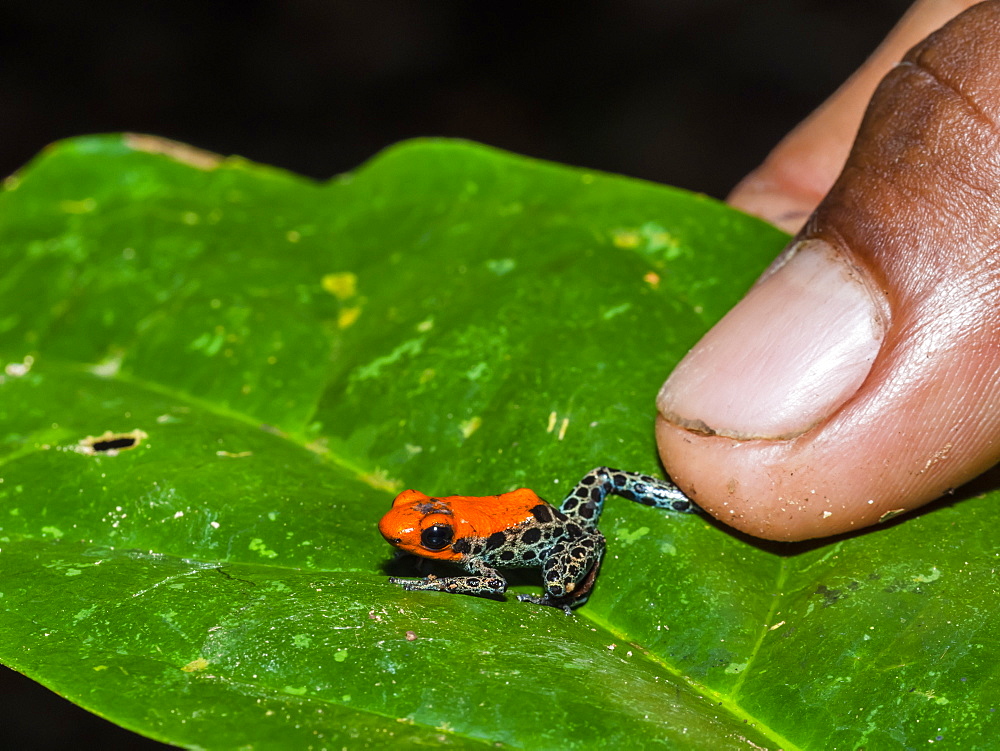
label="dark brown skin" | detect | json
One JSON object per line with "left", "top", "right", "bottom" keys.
{"left": 656, "top": 1, "right": 1000, "bottom": 541}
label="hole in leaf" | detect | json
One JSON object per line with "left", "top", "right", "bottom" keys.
{"left": 76, "top": 429, "right": 148, "bottom": 456}
{"left": 92, "top": 437, "right": 136, "bottom": 451}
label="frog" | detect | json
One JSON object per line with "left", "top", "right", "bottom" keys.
{"left": 378, "top": 466, "right": 701, "bottom": 613}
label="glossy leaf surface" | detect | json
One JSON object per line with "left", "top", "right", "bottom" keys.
{"left": 0, "top": 136, "right": 997, "bottom": 749}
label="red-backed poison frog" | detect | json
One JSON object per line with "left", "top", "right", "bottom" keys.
{"left": 378, "top": 467, "right": 700, "bottom": 613}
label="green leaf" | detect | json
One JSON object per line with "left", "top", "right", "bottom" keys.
{"left": 0, "top": 135, "right": 996, "bottom": 749}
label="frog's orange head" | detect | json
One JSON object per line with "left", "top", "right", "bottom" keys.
{"left": 378, "top": 489, "right": 463, "bottom": 561}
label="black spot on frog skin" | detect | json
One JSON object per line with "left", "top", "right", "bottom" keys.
{"left": 578, "top": 504, "right": 596, "bottom": 519}
{"left": 530, "top": 504, "right": 553, "bottom": 523}
{"left": 452, "top": 538, "right": 472, "bottom": 554}
{"left": 499, "top": 550, "right": 516, "bottom": 562}
{"left": 522, "top": 549, "right": 537, "bottom": 560}
{"left": 565, "top": 523, "right": 583, "bottom": 538}
{"left": 521, "top": 527, "right": 542, "bottom": 545}
{"left": 485, "top": 531, "right": 507, "bottom": 550}
{"left": 589, "top": 487, "right": 602, "bottom": 502}
{"left": 562, "top": 498, "right": 579, "bottom": 512}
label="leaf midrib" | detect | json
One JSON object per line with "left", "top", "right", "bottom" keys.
{"left": 584, "top": 606, "right": 803, "bottom": 751}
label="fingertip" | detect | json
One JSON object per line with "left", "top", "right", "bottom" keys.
{"left": 657, "top": 239, "right": 885, "bottom": 442}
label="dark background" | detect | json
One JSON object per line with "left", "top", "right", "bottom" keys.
{"left": 1, "top": 1, "right": 910, "bottom": 748}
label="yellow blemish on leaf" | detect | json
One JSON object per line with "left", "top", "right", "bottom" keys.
{"left": 612, "top": 230, "right": 641, "bottom": 249}
{"left": 286, "top": 230, "right": 301, "bottom": 242}
{"left": 322, "top": 272, "right": 357, "bottom": 300}
{"left": 558, "top": 417, "right": 569, "bottom": 441}
{"left": 419, "top": 368, "right": 436, "bottom": 384}
{"left": 59, "top": 198, "right": 97, "bottom": 214}
{"left": 459, "top": 416, "right": 482, "bottom": 439}
{"left": 181, "top": 658, "right": 210, "bottom": 673}
{"left": 643, "top": 271, "right": 661, "bottom": 288}
{"left": 338, "top": 306, "right": 362, "bottom": 329}
{"left": 216, "top": 450, "right": 253, "bottom": 458}
{"left": 546, "top": 411, "right": 557, "bottom": 433}
{"left": 416, "top": 318, "right": 434, "bottom": 332}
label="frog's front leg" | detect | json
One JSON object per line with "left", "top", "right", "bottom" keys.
{"left": 517, "top": 529, "right": 607, "bottom": 614}
{"left": 389, "top": 556, "right": 508, "bottom": 598}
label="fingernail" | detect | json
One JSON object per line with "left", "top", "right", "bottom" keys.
{"left": 658, "top": 239, "right": 885, "bottom": 440}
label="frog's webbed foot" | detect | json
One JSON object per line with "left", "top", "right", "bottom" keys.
{"left": 389, "top": 573, "right": 507, "bottom": 598}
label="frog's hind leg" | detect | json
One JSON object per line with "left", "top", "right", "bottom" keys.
{"left": 559, "top": 467, "right": 702, "bottom": 526}
{"left": 518, "top": 531, "right": 606, "bottom": 613}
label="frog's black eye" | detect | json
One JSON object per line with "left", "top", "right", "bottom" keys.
{"left": 421, "top": 524, "right": 453, "bottom": 550}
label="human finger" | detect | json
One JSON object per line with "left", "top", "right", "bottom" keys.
{"left": 657, "top": 1, "right": 1000, "bottom": 541}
